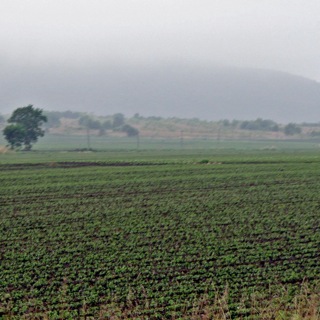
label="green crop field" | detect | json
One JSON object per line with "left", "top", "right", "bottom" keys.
{"left": 0, "top": 148, "right": 319, "bottom": 319}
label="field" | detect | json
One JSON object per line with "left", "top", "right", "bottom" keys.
{"left": 0, "top": 145, "right": 320, "bottom": 319}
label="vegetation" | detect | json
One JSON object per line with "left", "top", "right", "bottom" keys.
{"left": 121, "top": 124, "right": 139, "bottom": 137}
{"left": 6, "top": 108, "right": 312, "bottom": 141}
{"left": 43, "top": 111, "right": 62, "bottom": 129}
{"left": 79, "top": 115, "right": 102, "bottom": 130}
{"left": 0, "top": 150, "right": 319, "bottom": 318}
{"left": 0, "top": 108, "right": 317, "bottom": 318}
{"left": 77, "top": 113, "right": 139, "bottom": 138}
{"left": 112, "top": 113, "right": 125, "bottom": 129}
{"left": 46, "top": 110, "right": 82, "bottom": 119}
{"left": 0, "top": 114, "right": 5, "bottom": 124}
{"left": 239, "top": 118, "right": 279, "bottom": 131}
{"left": 3, "top": 105, "right": 47, "bottom": 150}
{"left": 284, "top": 123, "right": 302, "bottom": 135}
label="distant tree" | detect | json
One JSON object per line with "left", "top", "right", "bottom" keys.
{"left": 221, "top": 119, "right": 230, "bottom": 127}
{"left": 310, "top": 131, "right": 320, "bottom": 137}
{"left": 62, "top": 110, "right": 82, "bottom": 119}
{"left": 231, "top": 119, "right": 240, "bottom": 127}
{"left": 89, "top": 120, "right": 101, "bottom": 130}
{"left": 113, "top": 113, "right": 125, "bottom": 129}
{"left": 240, "top": 118, "right": 279, "bottom": 131}
{"left": 121, "top": 124, "right": 139, "bottom": 137}
{"left": 0, "top": 114, "right": 5, "bottom": 124}
{"left": 147, "top": 116, "right": 162, "bottom": 121}
{"left": 79, "top": 115, "right": 101, "bottom": 130}
{"left": 284, "top": 123, "right": 301, "bottom": 135}
{"left": 102, "top": 120, "right": 112, "bottom": 130}
{"left": 79, "top": 115, "right": 88, "bottom": 127}
{"left": 43, "top": 111, "right": 61, "bottom": 129}
{"left": 3, "top": 105, "right": 47, "bottom": 150}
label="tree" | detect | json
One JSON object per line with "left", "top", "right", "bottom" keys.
{"left": 3, "top": 105, "right": 47, "bottom": 150}
{"left": 102, "top": 120, "right": 112, "bottom": 130}
{"left": 121, "top": 124, "right": 139, "bottom": 137}
{"left": 79, "top": 115, "right": 101, "bottom": 130}
{"left": 112, "top": 113, "right": 125, "bottom": 129}
{"left": 284, "top": 123, "right": 301, "bottom": 135}
{"left": 43, "top": 111, "right": 61, "bottom": 129}
{"left": 240, "top": 118, "right": 279, "bottom": 131}
{"left": 3, "top": 124, "right": 26, "bottom": 149}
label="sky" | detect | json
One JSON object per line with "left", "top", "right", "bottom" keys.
{"left": 1, "top": 0, "right": 320, "bottom": 119}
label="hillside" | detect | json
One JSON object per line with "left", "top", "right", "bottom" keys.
{"left": 1, "top": 64, "right": 320, "bottom": 123}
{"left": 39, "top": 113, "right": 320, "bottom": 141}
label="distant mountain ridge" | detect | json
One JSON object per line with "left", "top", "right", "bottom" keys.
{"left": 1, "top": 64, "right": 320, "bottom": 123}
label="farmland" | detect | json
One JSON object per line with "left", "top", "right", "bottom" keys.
{"left": 0, "top": 149, "right": 319, "bottom": 319}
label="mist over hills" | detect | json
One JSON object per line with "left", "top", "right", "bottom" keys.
{"left": 1, "top": 64, "right": 320, "bottom": 123}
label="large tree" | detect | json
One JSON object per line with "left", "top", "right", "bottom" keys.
{"left": 3, "top": 105, "right": 47, "bottom": 150}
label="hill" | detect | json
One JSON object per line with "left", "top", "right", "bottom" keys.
{"left": 1, "top": 64, "right": 320, "bottom": 123}
{"left": 35, "top": 112, "right": 320, "bottom": 141}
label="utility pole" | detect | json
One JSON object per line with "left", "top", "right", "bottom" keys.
{"left": 180, "top": 130, "right": 184, "bottom": 149}
{"left": 86, "top": 120, "right": 91, "bottom": 150}
{"left": 217, "top": 126, "right": 221, "bottom": 144}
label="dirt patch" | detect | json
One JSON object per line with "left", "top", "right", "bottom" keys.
{"left": 0, "top": 146, "right": 11, "bottom": 154}
{"left": 0, "top": 161, "right": 168, "bottom": 170}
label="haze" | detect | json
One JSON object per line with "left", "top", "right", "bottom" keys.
{"left": 1, "top": 0, "right": 320, "bottom": 121}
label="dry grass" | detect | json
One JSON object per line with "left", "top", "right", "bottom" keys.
{"left": 96, "top": 283, "right": 319, "bottom": 320}
{"left": 0, "top": 145, "right": 11, "bottom": 154}
{"left": 1, "top": 282, "right": 319, "bottom": 319}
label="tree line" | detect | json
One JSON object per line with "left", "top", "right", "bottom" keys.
{"left": 78, "top": 113, "right": 139, "bottom": 137}
{"left": 0, "top": 105, "right": 311, "bottom": 151}
{"left": 1, "top": 106, "right": 139, "bottom": 150}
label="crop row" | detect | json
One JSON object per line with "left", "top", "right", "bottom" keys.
{"left": 1, "top": 157, "right": 319, "bottom": 317}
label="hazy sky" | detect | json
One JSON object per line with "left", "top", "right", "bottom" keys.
{"left": 1, "top": 1, "right": 320, "bottom": 119}
{"left": 2, "top": 0, "right": 320, "bottom": 77}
